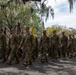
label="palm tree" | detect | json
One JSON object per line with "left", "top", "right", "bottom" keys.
{"left": 68, "top": 0, "right": 76, "bottom": 12}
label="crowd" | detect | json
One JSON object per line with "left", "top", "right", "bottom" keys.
{"left": 0, "top": 26, "right": 76, "bottom": 67}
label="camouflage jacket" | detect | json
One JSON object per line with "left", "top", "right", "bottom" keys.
{"left": 40, "top": 35, "right": 49, "bottom": 48}
{"left": 0, "top": 33, "right": 6, "bottom": 48}
{"left": 22, "top": 33, "right": 35, "bottom": 48}
{"left": 9, "top": 34, "right": 18, "bottom": 48}
{"left": 51, "top": 35, "right": 59, "bottom": 46}
{"left": 17, "top": 34, "right": 23, "bottom": 44}
{"left": 60, "top": 35, "right": 68, "bottom": 46}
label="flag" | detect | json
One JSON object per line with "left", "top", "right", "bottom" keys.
{"left": 30, "top": 26, "right": 34, "bottom": 35}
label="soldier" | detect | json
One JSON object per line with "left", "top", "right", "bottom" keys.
{"left": 17, "top": 29, "right": 23, "bottom": 58}
{"left": 0, "top": 28, "right": 7, "bottom": 62}
{"left": 6, "top": 28, "right": 19, "bottom": 65}
{"left": 68, "top": 34, "right": 74, "bottom": 59}
{"left": 32, "top": 34, "right": 38, "bottom": 62}
{"left": 48, "top": 35, "right": 52, "bottom": 58}
{"left": 51, "top": 30, "right": 59, "bottom": 61}
{"left": 5, "top": 30, "right": 13, "bottom": 60}
{"left": 72, "top": 34, "right": 76, "bottom": 57}
{"left": 40, "top": 30, "right": 49, "bottom": 63}
{"left": 60, "top": 32, "right": 68, "bottom": 59}
{"left": 19, "top": 26, "right": 35, "bottom": 67}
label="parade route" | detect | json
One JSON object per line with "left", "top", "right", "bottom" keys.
{"left": 0, "top": 57, "right": 76, "bottom": 75}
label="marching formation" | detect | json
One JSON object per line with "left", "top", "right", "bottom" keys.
{"left": 0, "top": 26, "right": 76, "bottom": 67}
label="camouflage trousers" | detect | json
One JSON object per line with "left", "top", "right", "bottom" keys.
{"left": 61, "top": 46, "right": 67, "bottom": 58}
{"left": 51, "top": 45, "right": 58, "bottom": 59}
{"left": 32, "top": 47, "right": 38, "bottom": 59}
{"left": 0, "top": 47, "right": 6, "bottom": 61}
{"left": 41, "top": 47, "right": 48, "bottom": 61}
{"left": 23, "top": 46, "right": 32, "bottom": 64}
{"left": 7, "top": 47, "right": 19, "bottom": 63}
{"left": 68, "top": 45, "right": 74, "bottom": 56}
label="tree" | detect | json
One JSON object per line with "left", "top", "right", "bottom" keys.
{"left": 46, "top": 25, "right": 62, "bottom": 35}
{"left": 68, "top": 0, "right": 76, "bottom": 12}
{"left": 46, "top": 25, "right": 76, "bottom": 36}
{"left": 0, "top": 0, "right": 41, "bottom": 32}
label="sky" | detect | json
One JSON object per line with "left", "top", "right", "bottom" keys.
{"left": 44, "top": 0, "right": 76, "bottom": 29}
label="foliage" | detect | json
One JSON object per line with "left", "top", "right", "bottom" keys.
{"left": 46, "top": 25, "right": 76, "bottom": 36}
{"left": 0, "top": 0, "right": 41, "bottom": 32}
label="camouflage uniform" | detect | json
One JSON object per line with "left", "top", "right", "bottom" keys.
{"left": 17, "top": 33, "right": 23, "bottom": 58}
{"left": 6, "top": 33, "right": 19, "bottom": 64}
{"left": 68, "top": 35, "right": 74, "bottom": 58}
{"left": 0, "top": 29, "right": 6, "bottom": 62}
{"left": 40, "top": 31, "right": 49, "bottom": 63}
{"left": 72, "top": 35, "right": 76, "bottom": 56}
{"left": 6, "top": 33, "right": 12, "bottom": 59}
{"left": 60, "top": 34, "right": 68, "bottom": 58}
{"left": 48, "top": 35, "right": 52, "bottom": 57}
{"left": 51, "top": 34, "right": 59, "bottom": 60}
{"left": 22, "top": 32, "right": 35, "bottom": 65}
{"left": 32, "top": 37, "right": 38, "bottom": 61}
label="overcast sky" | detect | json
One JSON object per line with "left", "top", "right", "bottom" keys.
{"left": 44, "top": 0, "right": 76, "bottom": 29}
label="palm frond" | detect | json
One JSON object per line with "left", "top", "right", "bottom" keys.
{"left": 45, "top": 7, "right": 49, "bottom": 21}
{"left": 68, "top": 0, "right": 73, "bottom": 12}
{"left": 50, "top": 8, "right": 54, "bottom": 19}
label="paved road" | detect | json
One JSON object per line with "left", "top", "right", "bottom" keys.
{"left": 0, "top": 57, "right": 76, "bottom": 75}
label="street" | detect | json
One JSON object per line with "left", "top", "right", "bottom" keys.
{"left": 0, "top": 57, "right": 76, "bottom": 75}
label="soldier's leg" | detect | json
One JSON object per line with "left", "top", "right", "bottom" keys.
{"left": 24, "top": 47, "right": 32, "bottom": 66}
{"left": 52, "top": 46, "right": 58, "bottom": 62}
{"left": 62, "top": 46, "right": 66, "bottom": 59}
{"left": 0, "top": 48, "right": 2, "bottom": 59}
{"left": 41, "top": 48, "right": 47, "bottom": 63}
{"left": 2, "top": 47, "right": 7, "bottom": 62}
{"left": 6, "top": 49, "right": 14, "bottom": 64}
{"left": 22, "top": 48, "right": 25, "bottom": 60}
{"left": 14, "top": 52, "right": 20, "bottom": 64}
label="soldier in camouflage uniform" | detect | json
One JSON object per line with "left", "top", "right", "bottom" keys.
{"left": 51, "top": 30, "right": 59, "bottom": 61}
{"left": 20, "top": 26, "right": 35, "bottom": 67}
{"left": 40, "top": 30, "right": 49, "bottom": 63}
{"left": 0, "top": 28, "right": 6, "bottom": 62}
{"left": 6, "top": 29, "right": 19, "bottom": 65}
{"left": 17, "top": 29, "right": 23, "bottom": 58}
{"left": 60, "top": 32, "right": 68, "bottom": 59}
{"left": 68, "top": 34, "right": 74, "bottom": 58}
{"left": 48, "top": 35, "right": 52, "bottom": 58}
{"left": 32, "top": 35, "right": 38, "bottom": 62}
{"left": 5, "top": 31, "right": 13, "bottom": 60}
{"left": 72, "top": 35, "right": 76, "bottom": 57}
